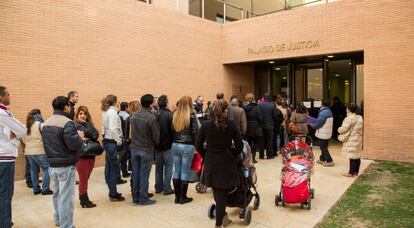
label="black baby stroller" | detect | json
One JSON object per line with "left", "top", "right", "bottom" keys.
{"left": 207, "top": 141, "right": 260, "bottom": 225}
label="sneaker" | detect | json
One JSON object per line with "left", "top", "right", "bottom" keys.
{"left": 42, "top": 190, "right": 53, "bottom": 195}
{"left": 323, "top": 161, "right": 335, "bottom": 167}
{"left": 138, "top": 199, "right": 156, "bottom": 206}
{"left": 109, "top": 194, "right": 125, "bottom": 202}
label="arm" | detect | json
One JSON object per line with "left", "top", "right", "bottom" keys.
{"left": 151, "top": 117, "right": 160, "bottom": 147}
{"left": 241, "top": 109, "right": 247, "bottom": 135}
{"left": 83, "top": 122, "right": 99, "bottom": 141}
{"left": 311, "top": 112, "right": 327, "bottom": 129}
{"left": 63, "top": 121, "right": 83, "bottom": 153}
{"left": 0, "top": 113, "right": 27, "bottom": 137}
{"left": 195, "top": 124, "right": 206, "bottom": 158}
{"left": 232, "top": 123, "right": 243, "bottom": 157}
{"left": 108, "top": 111, "right": 123, "bottom": 145}
{"left": 338, "top": 117, "right": 351, "bottom": 134}
{"left": 190, "top": 113, "right": 199, "bottom": 141}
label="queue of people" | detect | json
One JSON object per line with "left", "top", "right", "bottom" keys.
{"left": 0, "top": 84, "right": 364, "bottom": 228}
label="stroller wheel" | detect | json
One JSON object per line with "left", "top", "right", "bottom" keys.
{"left": 300, "top": 202, "right": 305, "bottom": 209}
{"left": 306, "top": 200, "right": 311, "bottom": 210}
{"left": 208, "top": 204, "right": 216, "bottom": 219}
{"left": 281, "top": 198, "right": 286, "bottom": 207}
{"left": 311, "top": 189, "right": 315, "bottom": 199}
{"left": 253, "top": 194, "right": 260, "bottom": 210}
{"left": 243, "top": 209, "right": 252, "bottom": 225}
{"left": 275, "top": 195, "right": 280, "bottom": 206}
{"left": 196, "top": 183, "right": 207, "bottom": 193}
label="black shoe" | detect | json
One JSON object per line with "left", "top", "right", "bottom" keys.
{"left": 148, "top": 193, "right": 154, "bottom": 198}
{"left": 163, "top": 190, "right": 175, "bottom": 196}
{"left": 122, "top": 173, "right": 131, "bottom": 178}
{"left": 109, "top": 194, "right": 125, "bottom": 202}
{"left": 155, "top": 190, "right": 162, "bottom": 194}
{"left": 80, "top": 194, "right": 97, "bottom": 208}
{"left": 117, "top": 179, "right": 127, "bottom": 185}
{"left": 26, "top": 182, "right": 33, "bottom": 189}
{"left": 253, "top": 160, "right": 258, "bottom": 164}
{"left": 179, "top": 181, "right": 193, "bottom": 204}
{"left": 33, "top": 190, "right": 42, "bottom": 195}
{"left": 42, "top": 190, "right": 53, "bottom": 195}
{"left": 267, "top": 156, "right": 275, "bottom": 159}
{"left": 172, "top": 179, "right": 181, "bottom": 204}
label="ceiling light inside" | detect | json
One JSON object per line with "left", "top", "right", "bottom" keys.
{"left": 275, "top": 67, "right": 280, "bottom": 70}
{"left": 327, "top": 55, "right": 334, "bottom": 58}
{"left": 269, "top": 61, "right": 275, "bottom": 64}
{"left": 335, "top": 74, "right": 340, "bottom": 77}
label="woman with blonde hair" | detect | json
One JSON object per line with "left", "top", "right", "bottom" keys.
{"left": 74, "top": 106, "right": 100, "bottom": 208}
{"left": 171, "top": 96, "right": 199, "bottom": 204}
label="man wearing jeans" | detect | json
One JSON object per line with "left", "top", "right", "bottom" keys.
{"left": 42, "top": 96, "right": 84, "bottom": 228}
{"left": 154, "top": 95, "right": 174, "bottom": 195}
{"left": 130, "top": 94, "right": 160, "bottom": 206}
{"left": 311, "top": 99, "right": 335, "bottom": 167}
{"left": 0, "top": 85, "right": 27, "bottom": 228}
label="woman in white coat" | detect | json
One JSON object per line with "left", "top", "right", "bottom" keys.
{"left": 338, "top": 103, "right": 364, "bottom": 177}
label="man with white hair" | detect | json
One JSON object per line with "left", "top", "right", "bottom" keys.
{"left": 230, "top": 98, "right": 247, "bottom": 136}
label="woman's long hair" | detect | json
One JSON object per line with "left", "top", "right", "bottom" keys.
{"left": 213, "top": 100, "right": 228, "bottom": 130}
{"left": 129, "top": 101, "right": 141, "bottom": 114}
{"left": 173, "top": 96, "right": 193, "bottom": 132}
{"left": 26, "top": 109, "right": 41, "bottom": 135}
{"left": 296, "top": 103, "right": 308, "bottom": 114}
{"left": 101, "top": 94, "right": 117, "bottom": 111}
{"left": 75, "top": 106, "right": 94, "bottom": 126}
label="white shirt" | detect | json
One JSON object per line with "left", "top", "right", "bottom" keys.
{"left": 102, "top": 106, "right": 123, "bottom": 145}
{"left": 0, "top": 108, "right": 27, "bottom": 162}
{"left": 118, "top": 111, "right": 130, "bottom": 121}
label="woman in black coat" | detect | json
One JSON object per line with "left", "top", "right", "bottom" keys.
{"left": 195, "top": 100, "right": 243, "bottom": 228}
{"left": 243, "top": 93, "right": 262, "bottom": 163}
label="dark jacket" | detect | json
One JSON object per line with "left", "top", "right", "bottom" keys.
{"left": 156, "top": 108, "right": 174, "bottom": 151}
{"left": 258, "top": 101, "right": 278, "bottom": 130}
{"left": 195, "top": 120, "right": 243, "bottom": 189}
{"left": 68, "top": 101, "right": 76, "bottom": 120}
{"left": 172, "top": 112, "right": 199, "bottom": 144}
{"left": 243, "top": 103, "right": 262, "bottom": 137}
{"left": 75, "top": 121, "right": 99, "bottom": 159}
{"left": 42, "top": 110, "right": 83, "bottom": 167}
{"left": 130, "top": 108, "right": 160, "bottom": 153}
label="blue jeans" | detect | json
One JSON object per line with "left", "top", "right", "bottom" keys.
{"left": 0, "top": 162, "right": 14, "bottom": 228}
{"left": 171, "top": 143, "right": 195, "bottom": 181}
{"left": 28, "top": 154, "right": 50, "bottom": 193}
{"left": 155, "top": 149, "right": 173, "bottom": 193}
{"left": 25, "top": 156, "right": 31, "bottom": 184}
{"left": 130, "top": 149, "right": 154, "bottom": 203}
{"left": 49, "top": 166, "right": 76, "bottom": 228}
{"left": 103, "top": 140, "right": 120, "bottom": 197}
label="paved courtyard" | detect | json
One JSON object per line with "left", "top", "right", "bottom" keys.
{"left": 12, "top": 143, "right": 371, "bottom": 228}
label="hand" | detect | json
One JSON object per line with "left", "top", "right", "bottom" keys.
{"left": 78, "top": 119, "right": 86, "bottom": 124}
{"left": 77, "top": 130, "right": 86, "bottom": 141}
{"left": 10, "top": 132, "right": 16, "bottom": 140}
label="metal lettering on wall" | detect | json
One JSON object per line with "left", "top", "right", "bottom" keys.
{"left": 248, "top": 40, "right": 320, "bottom": 55}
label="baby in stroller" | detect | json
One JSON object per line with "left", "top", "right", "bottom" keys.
{"left": 275, "top": 138, "right": 315, "bottom": 209}
{"left": 208, "top": 140, "right": 260, "bottom": 226}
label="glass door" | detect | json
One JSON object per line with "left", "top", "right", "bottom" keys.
{"left": 270, "top": 65, "right": 290, "bottom": 101}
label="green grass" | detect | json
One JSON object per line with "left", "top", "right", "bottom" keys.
{"left": 316, "top": 161, "right": 414, "bottom": 228}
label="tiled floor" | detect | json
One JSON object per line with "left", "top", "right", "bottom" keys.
{"left": 12, "top": 143, "right": 371, "bottom": 228}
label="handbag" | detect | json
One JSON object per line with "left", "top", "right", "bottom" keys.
{"left": 338, "top": 120, "right": 356, "bottom": 143}
{"left": 254, "top": 126, "right": 263, "bottom": 137}
{"left": 288, "top": 122, "right": 299, "bottom": 134}
{"left": 191, "top": 151, "right": 203, "bottom": 172}
{"left": 81, "top": 140, "right": 104, "bottom": 157}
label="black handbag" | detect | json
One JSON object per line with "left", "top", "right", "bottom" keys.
{"left": 81, "top": 140, "right": 104, "bottom": 157}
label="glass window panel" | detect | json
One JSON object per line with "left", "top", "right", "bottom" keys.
{"left": 307, "top": 68, "right": 323, "bottom": 101}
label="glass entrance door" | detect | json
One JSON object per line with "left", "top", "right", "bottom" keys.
{"left": 293, "top": 63, "right": 323, "bottom": 105}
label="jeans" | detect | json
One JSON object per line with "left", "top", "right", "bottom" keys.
{"left": 319, "top": 139, "right": 333, "bottom": 162}
{"left": 28, "top": 154, "right": 50, "bottom": 193}
{"left": 49, "top": 166, "right": 76, "bottom": 228}
{"left": 155, "top": 149, "right": 173, "bottom": 193}
{"left": 349, "top": 159, "right": 361, "bottom": 175}
{"left": 260, "top": 128, "right": 274, "bottom": 158}
{"left": 76, "top": 158, "right": 95, "bottom": 196}
{"left": 171, "top": 143, "right": 195, "bottom": 181}
{"left": 0, "top": 162, "right": 14, "bottom": 228}
{"left": 120, "top": 144, "right": 131, "bottom": 176}
{"left": 25, "top": 156, "right": 32, "bottom": 184}
{"left": 103, "top": 140, "right": 120, "bottom": 197}
{"left": 130, "top": 149, "right": 154, "bottom": 203}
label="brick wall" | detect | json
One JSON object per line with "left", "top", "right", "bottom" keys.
{"left": 0, "top": 0, "right": 253, "bottom": 180}
{"left": 222, "top": 0, "right": 414, "bottom": 162}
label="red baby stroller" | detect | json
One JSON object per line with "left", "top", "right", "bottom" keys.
{"left": 275, "top": 136, "right": 315, "bottom": 209}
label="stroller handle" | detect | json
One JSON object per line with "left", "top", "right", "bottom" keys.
{"left": 288, "top": 135, "right": 313, "bottom": 146}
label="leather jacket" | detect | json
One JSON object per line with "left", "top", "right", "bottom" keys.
{"left": 172, "top": 112, "right": 199, "bottom": 144}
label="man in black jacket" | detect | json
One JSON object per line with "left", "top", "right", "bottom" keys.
{"left": 154, "top": 95, "right": 175, "bottom": 195}
{"left": 258, "top": 95, "right": 279, "bottom": 159}
{"left": 130, "top": 94, "right": 160, "bottom": 206}
{"left": 42, "top": 96, "right": 84, "bottom": 228}
{"left": 67, "top": 91, "right": 79, "bottom": 120}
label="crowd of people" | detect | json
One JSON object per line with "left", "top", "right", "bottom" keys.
{"left": 0, "top": 85, "right": 364, "bottom": 228}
